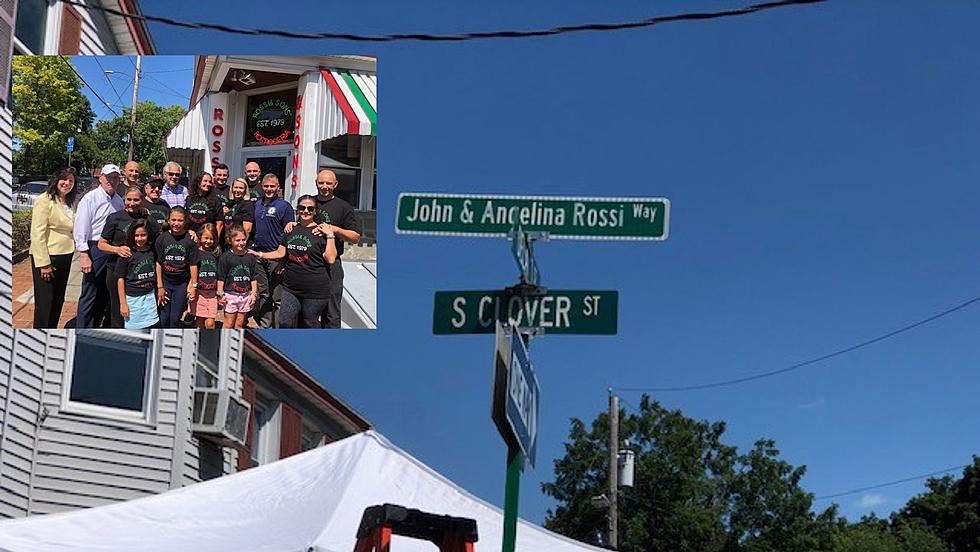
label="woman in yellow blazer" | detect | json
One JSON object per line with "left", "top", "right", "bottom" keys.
{"left": 30, "top": 167, "right": 79, "bottom": 328}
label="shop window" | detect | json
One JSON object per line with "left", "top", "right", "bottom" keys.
{"left": 14, "top": 0, "right": 47, "bottom": 54}
{"left": 63, "top": 330, "right": 159, "bottom": 423}
{"left": 243, "top": 89, "right": 296, "bottom": 148}
{"left": 319, "top": 135, "right": 361, "bottom": 206}
{"left": 195, "top": 330, "right": 222, "bottom": 388}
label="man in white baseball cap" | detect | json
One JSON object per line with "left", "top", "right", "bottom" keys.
{"left": 73, "top": 164, "right": 124, "bottom": 327}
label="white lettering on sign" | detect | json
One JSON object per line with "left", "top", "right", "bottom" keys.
{"left": 572, "top": 202, "right": 625, "bottom": 227}
{"left": 451, "top": 297, "right": 466, "bottom": 328}
{"left": 467, "top": 295, "right": 573, "bottom": 329}
{"left": 583, "top": 294, "right": 601, "bottom": 316}
{"left": 406, "top": 197, "right": 455, "bottom": 223}
{"left": 509, "top": 353, "right": 537, "bottom": 444}
{"left": 632, "top": 203, "right": 659, "bottom": 223}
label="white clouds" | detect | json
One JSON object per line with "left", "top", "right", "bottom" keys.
{"left": 797, "top": 398, "right": 826, "bottom": 410}
{"left": 856, "top": 493, "right": 887, "bottom": 509}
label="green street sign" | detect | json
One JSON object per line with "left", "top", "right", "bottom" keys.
{"left": 397, "top": 193, "right": 669, "bottom": 241}
{"left": 433, "top": 290, "right": 618, "bottom": 335}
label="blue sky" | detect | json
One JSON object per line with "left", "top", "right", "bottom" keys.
{"left": 137, "top": 0, "right": 980, "bottom": 526}
{"left": 70, "top": 55, "right": 193, "bottom": 122}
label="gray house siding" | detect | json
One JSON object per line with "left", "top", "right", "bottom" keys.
{"left": 0, "top": 330, "right": 248, "bottom": 519}
{"left": 77, "top": 3, "right": 120, "bottom": 56}
{"left": 0, "top": 103, "right": 14, "bottom": 519}
{"left": 177, "top": 330, "right": 244, "bottom": 486}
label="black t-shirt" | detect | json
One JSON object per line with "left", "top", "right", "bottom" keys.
{"left": 218, "top": 250, "right": 257, "bottom": 294}
{"left": 101, "top": 210, "right": 161, "bottom": 263}
{"left": 196, "top": 249, "right": 219, "bottom": 292}
{"left": 114, "top": 248, "right": 157, "bottom": 297}
{"left": 141, "top": 198, "right": 171, "bottom": 228}
{"left": 280, "top": 225, "right": 331, "bottom": 299}
{"left": 155, "top": 232, "right": 198, "bottom": 283}
{"left": 224, "top": 198, "right": 256, "bottom": 228}
{"left": 184, "top": 193, "right": 223, "bottom": 232}
{"left": 315, "top": 196, "right": 360, "bottom": 256}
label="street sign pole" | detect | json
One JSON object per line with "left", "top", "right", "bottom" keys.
{"left": 502, "top": 444, "right": 522, "bottom": 552}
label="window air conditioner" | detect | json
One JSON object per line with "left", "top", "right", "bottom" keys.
{"left": 192, "top": 389, "right": 250, "bottom": 448}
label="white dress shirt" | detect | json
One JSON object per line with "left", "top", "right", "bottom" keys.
{"left": 73, "top": 185, "right": 124, "bottom": 252}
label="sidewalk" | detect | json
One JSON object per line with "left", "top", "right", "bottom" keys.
{"left": 12, "top": 253, "right": 82, "bottom": 328}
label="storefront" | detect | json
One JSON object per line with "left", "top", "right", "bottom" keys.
{"left": 164, "top": 55, "right": 377, "bottom": 212}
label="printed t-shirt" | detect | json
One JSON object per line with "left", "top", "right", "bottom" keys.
{"left": 280, "top": 225, "right": 330, "bottom": 300}
{"left": 315, "top": 196, "right": 360, "bottom": 256}
{"left": 114, "top": 249, "right": 157, "bottom": 297}
{"left": 155, "top": 232, "right": 198, "bottom": 283}
{"left": 218, "top": 250, "right": 257, "bottom": 295}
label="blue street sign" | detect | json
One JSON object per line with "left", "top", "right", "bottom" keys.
{"left": 504, "top": 328, "right": 539, "bottom": 467}
{"left": 66, "top": 137, "right": 74, "bottom": 153}
{"left": 510, "top": 226, "right": 540, "bottom": 286}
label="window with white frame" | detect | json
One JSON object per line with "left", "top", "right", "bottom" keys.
{"left": 63, "top": 330, "right": 160, "bottom": 423}
{"left": 249, "top": 398, "right": 279, "bottom": 466}
{"left": 195, "top": 330, "right": 222, "bottom": 389}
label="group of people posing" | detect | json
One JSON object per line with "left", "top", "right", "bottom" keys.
{"left": 29, "top": 160, "right": 361, "bottom": 329}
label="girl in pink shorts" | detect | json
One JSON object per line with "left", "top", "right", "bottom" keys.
{"left": 217, "top": 225, "right": 258, "bottom": 329}
{"left": 188, "top": 223, "right": 220, "bottom": 328}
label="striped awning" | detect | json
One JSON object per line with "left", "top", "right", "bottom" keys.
{"left": 320, "top": 68, "right": 376, "bottom": 137}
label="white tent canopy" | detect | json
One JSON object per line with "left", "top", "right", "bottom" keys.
{"left": 0, "top": 431, "right": 602, "bottom": 552}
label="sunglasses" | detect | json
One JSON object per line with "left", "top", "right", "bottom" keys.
{"left": 147, "top": 183, "right": 163, "bottom": 189}
{"left": 296, "top": 205, "right": 317, "bottom": 212}
{"left": 166, "top": 172, "right": 181, "bottom": 177}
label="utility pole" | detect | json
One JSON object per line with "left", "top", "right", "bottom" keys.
{"left": 128, "top": 55, "right": 141, "bottom": 162}
{"left": 608, "top": 390, "right": 618, "bottom": 549}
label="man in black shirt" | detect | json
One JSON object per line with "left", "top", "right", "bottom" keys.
{"left": 314, "top": 169, "right": 361, "bottom": 328}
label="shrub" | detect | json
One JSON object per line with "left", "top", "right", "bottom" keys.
{"left": 12, "top": 210, "right": 32, "bottom": 255}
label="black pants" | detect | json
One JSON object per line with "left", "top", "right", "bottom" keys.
{"left": 106, "top": 259, "right": 123, "bottom": 328}
{"left": 320, "top": 257, "right": 344, "bottom": 328}
{"left": 31, "top": 253, "right": 73, "bottom": 328}
{"left": 251, "top": 258, "right": 282, "bottom": 328}
{"left": 77, "top": 241, "right": 111, "bottom": 328}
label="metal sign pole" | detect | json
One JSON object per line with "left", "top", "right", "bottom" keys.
{"left": 501, "top": 445, "right": 523, "bottom": 552}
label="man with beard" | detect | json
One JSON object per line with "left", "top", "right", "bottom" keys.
{"left": 243, "top": 161, "right": 262, "bottom": 198}
{"left": 213, "top": 163, "right": 231, "bottom": 197}
{"left": 121, "top": 161, "right": 142, "bottom": 197}
{"left": 313, "top": 169, "right": 361, "bottom": 328}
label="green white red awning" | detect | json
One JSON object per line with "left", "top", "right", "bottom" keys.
{"left": 321, "top": 68, "right": 376, "bottom": 137}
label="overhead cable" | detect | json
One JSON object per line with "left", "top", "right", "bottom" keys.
{"left": 61, "top": 0, "right": 827, "bottom": 43}
{"left": 613, "top": 294, "right": 980, "bottom": 392}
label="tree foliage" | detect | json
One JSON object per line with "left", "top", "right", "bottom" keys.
{"left": 89, "top": 101, "right": 186, "bottom": 175}
{"left": 894, "top": 457, "right": 980, "bottom": 552}
{"left": 12, "top": 56, "right": 186, "bottom": 177}
{"left": 11, "top": 56, "right": 95, "bottom": 175}
{"left": 542, "top": 396, "right": 836, "bottom": 552}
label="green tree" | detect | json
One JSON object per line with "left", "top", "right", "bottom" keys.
{"left": 894, "top": 457, "right": 980, "bottom": 552}
{"left": 542, "top": 396, "right": 835, "bottom": 552}
{"left": 11, "top": 56, "right": 96, "bottom": 175}
{"left": 88, "top": 100, "right": 185, "bottom": 174}
{"left": 830, "top": 515, "right": 944, "bottom": 552}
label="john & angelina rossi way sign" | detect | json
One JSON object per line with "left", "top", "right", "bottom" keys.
{"left": 395, "top": 193, "right": 669, "bottom": 240}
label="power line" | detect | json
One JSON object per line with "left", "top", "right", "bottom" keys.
{"left": 143, "top": 68, "right": 193, "bottom": 74}
{"left": 60, "top": 56, "right": 119, "bottom": 117}
{"left": 814, "top": 464, "right": 970, "bottom": 501}
{"left": 93, "top": 57, "right": 126, "bottom": 110}
{"left": 143, "top": 73, "right": 190, "bottom": 100}
{"left": 613, "top": 294, "right": 980, "bottom": 393}
{"left": 62, "top": 0, "right": 827, "bottom": 43}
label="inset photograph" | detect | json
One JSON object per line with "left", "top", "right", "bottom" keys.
{"left": 10, "top": 54, "right": 377, "bottom": 330}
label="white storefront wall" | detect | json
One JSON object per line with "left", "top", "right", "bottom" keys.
{"left": 168, "top": 57, "right": 376, "bottom": 210}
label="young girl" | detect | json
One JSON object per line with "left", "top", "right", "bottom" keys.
{"left": 115, "top": 219, "right": 160, "bottom": 329}
{"left": 99, "top": 186, "right": 160, "bottom": 328}
{"left": 217, "top": 225, "right": 258, "bottom": 329}
{"left": 188, "top": 223, "right": 220, "bottom": 329}
{"left": 155, "top": 206, "right": 199, "bottom": 328}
